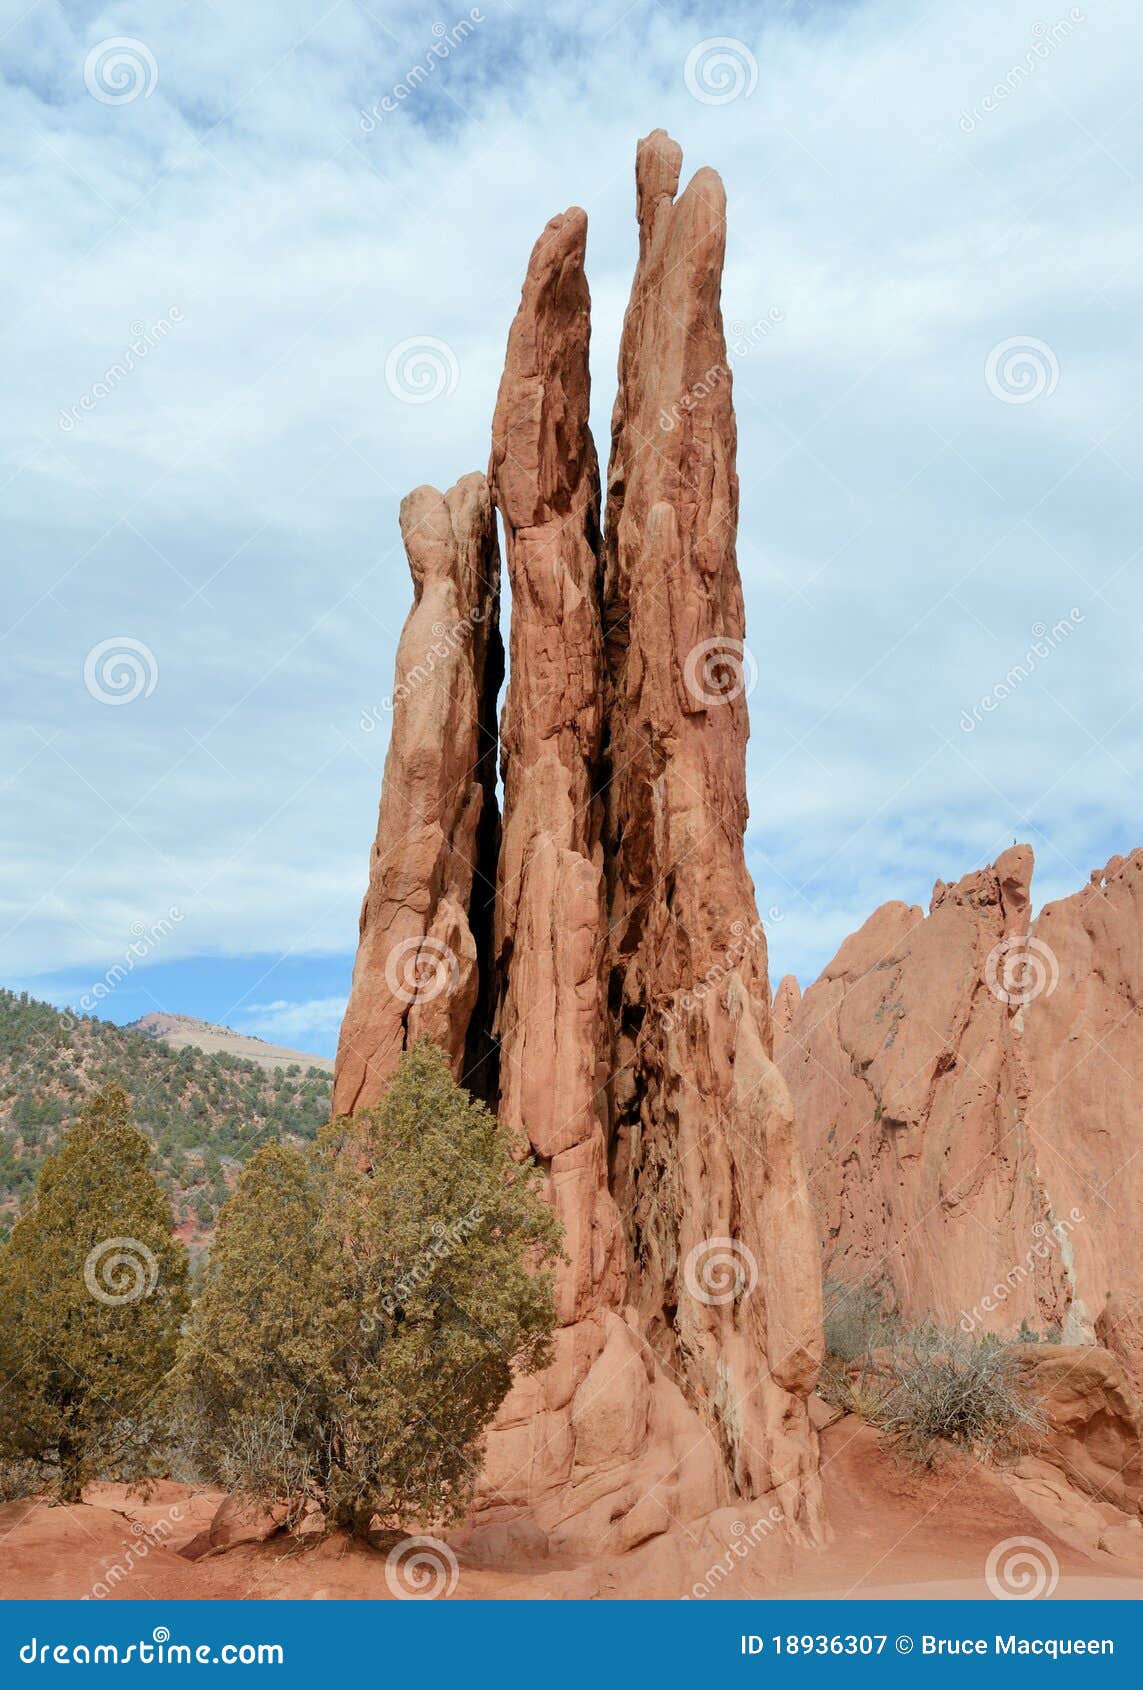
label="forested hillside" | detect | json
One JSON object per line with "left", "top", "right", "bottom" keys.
{"left": 0, "top": 989, "right": 332, "bottom": 1246}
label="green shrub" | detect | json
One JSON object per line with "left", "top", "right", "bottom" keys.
{"left": 0, "top": 1085, "right": 188, "bottom": 1501}
{"left": 175, "top": 1041, "right": 563, "bottom": 1537}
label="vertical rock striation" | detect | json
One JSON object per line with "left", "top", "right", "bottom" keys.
{"left": 332, "top": 475, "right": 502, "bottom": 1116}
{"left": 481, "top": 205, "right": 726, "bottom": 1558}
{"left": 601, "top": 131, "right": 823, "bottom": 1531}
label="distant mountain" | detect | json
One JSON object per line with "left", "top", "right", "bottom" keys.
{"left": 0, "top": 989, "right": 333, "bottom": 1248}
{"left": 129, "top": 1011, "right": 335, "bottom": 1075}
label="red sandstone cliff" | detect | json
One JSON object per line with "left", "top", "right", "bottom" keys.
{"left": 779, "top": 845, "right": 1143, "bottom": 1390}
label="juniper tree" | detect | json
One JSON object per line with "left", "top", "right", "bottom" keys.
{"left": 177, "top": 1041, "right": 562, "bottom": 1536}
{"left": 0, "top": 1084, "right": 188, "bottom": 1501}
{"left": 173, "top": 1141, "right": 344, "bottom": 1513}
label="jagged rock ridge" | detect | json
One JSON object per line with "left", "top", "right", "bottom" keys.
{"left": 779, "top": 844, "right": 1143, "bottom": 1392}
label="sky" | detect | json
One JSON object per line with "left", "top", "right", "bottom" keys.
{"left": 2, "top": 0, "right": 1140, "bottom": 1058}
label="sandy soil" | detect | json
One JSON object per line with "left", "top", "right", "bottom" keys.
{"left": 2, "top": 1416, "right": 1141, "bottom": 1602}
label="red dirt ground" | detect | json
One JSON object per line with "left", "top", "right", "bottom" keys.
{"left": 2, "top": 1418, "right": 1141, "bottom": 1601}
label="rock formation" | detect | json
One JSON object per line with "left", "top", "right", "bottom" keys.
{"left": 332, "top": 476, "right": 502, "bottom": 1116}
{"left": 780, "top": 844, "right": 1143, "bottom": 1390}
{"left": 480, "top": 204, "right": 726, "bottom": 1555}
{"left": 333, "top": 132, "right": 825, "bottom": 1554}
{"left": 772, "top": 975, "right": 802, "bottom": 1050}
{"left": 1011, "top": 1344, "right": 1143, "bottom": 1520}
{"left": 1020, "top": 850, "right": 1143, "bottom": 1383}
{"left": 601, "top": 130, "right": 822, "bottom": 1528}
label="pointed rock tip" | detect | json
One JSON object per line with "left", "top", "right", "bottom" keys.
{"left": 682, "top": 164, "right": 727, "bottom": 213}
{"left": 671, "top": 164, "right": 727, "bottom": 256}
{"left": 773, "top": 974, "right": 802, "bottom": 1033}
{"left": 995, "top": 841, "right": 1034, "bottom": 899}
{"left": 528, "top": 205, "right": 588, "bottom": 269}
{"left": 928, "top": 843, "right": 1034, "bottom": 919}
{"left": 636, "top": 128, "right": 683, "bottom": 226}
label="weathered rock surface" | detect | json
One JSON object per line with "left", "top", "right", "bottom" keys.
{"left": 1020, "top": 851, "right": 1143, "bottom": 1385}
{"left": 780, "top": 845, "right": 1143, "bottom": 1388}
{"left": 773, "top": 975, "right": 802, "bottom": 1051}
{"left": 332, "top": 475, "right": 502, "bottom": 1115}
{"left": 1012, "top": 1344, "right": 1143, "bottom": 1517}
{"left": 600, "top": 129, "right": 823, "bottom": 1535}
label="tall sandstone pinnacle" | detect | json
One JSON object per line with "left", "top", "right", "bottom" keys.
{"left": 333, "top": 132, "right": 825, "bottom": 1553}
{"left": 601, "top": 131, "right": 823, "bottom": 1517}
{"left": 779, "top": 845, "right": 1143, "bottom": 1393}
{"left": 480, "top": 203, "right": 727, "bottom": 1557}
{"left": 332, "top": 475, "right": 502, "bottom": 1116}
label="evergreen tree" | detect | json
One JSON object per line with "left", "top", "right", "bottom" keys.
{"left": 174, "top": 1142, "right": 343, "bottom": 1510}
{"left": 177, "top": 1041, "right": 563, "bottom": 1535}
{"left": 0, "top": 1084, "right": 188, "bottom": 1501}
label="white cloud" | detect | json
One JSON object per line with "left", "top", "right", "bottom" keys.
{"left": 3, "top": 0, "right": 1139, "bottom": 1000}
{"left": 238, "top": 996, "right": 347, "bottom": 1046}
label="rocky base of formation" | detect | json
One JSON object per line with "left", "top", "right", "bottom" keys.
{"left": 4, "top": 1343, "right": 1142, "bottom": 1600}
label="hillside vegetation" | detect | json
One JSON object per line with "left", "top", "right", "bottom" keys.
{"left": 0, "top": 990, "right": 332, "bottom": 1246}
